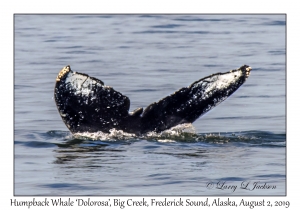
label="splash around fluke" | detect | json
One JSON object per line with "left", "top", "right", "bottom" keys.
{"left": 54, "top": 65, "right": 251, "bottom": 135}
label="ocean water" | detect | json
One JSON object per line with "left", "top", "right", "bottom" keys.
{"left": 14, "top": 14, "right": 286, "bottom": 196}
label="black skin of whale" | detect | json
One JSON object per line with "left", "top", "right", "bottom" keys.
{"left": 54, "top": 65, "right": 251, "bottom": 135}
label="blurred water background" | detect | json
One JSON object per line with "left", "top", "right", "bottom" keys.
{"left": 14, "top": 14, "right": 285, "bottom": 195}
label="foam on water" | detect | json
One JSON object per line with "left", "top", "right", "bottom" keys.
{"left": 73, "top": 123, "right": 196, "bottom": 141}
{"left": 73, "top": 128, "right": 136, "bottom": 141}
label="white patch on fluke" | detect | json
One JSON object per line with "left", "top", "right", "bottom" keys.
{"left": 191, "top": 69, "right": 244, "bottom": 101}
{"left": 203, "top": 71, "right": 242, "bottom": 95}
{"left": 65, "top": 73, "right": 96, "bottom": 96}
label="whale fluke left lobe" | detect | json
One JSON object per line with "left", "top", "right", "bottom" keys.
{"left": 54, "top": 65, "right": 131, "bottom": 133}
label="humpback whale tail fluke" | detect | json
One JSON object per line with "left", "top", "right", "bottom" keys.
{"left": 54, "top": 65, "right": 251, "bottom": 135}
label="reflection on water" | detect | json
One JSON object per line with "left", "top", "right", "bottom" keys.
{"left": 35, "top": 129, "right": 285, "bottom": 171}
{"left": 15, "top": 128, "right": 286, "bottom": 195}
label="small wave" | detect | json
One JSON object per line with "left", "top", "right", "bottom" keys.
{"left": 44, "top": 126, "right": 285, "bottom": 147}
{"left": 143, "top": 123, "right": 198, "bottom": 142}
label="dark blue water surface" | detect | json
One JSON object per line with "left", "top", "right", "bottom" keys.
{"left": 14, "top": 14, "right": 285, "bottom": 196}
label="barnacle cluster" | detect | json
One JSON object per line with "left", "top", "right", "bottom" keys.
{"left": 56, "top": 65, "right": 70, "bottom": 82}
